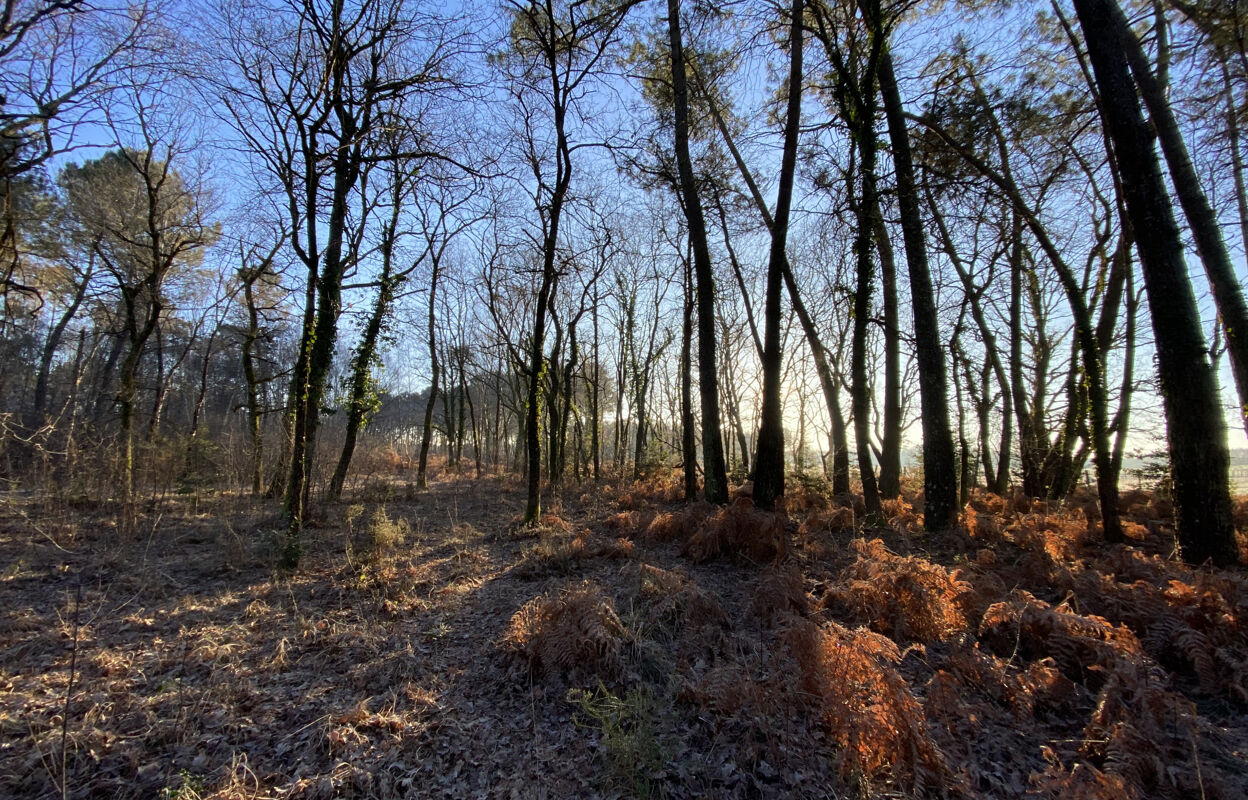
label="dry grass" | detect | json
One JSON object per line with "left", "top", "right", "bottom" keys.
{"left": 1, "top": 474, "right": 1246, "bottom": 800}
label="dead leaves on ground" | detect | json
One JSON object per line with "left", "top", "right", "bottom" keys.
{"left": 3, "top": 477, "right": 1247, "bottom": 799}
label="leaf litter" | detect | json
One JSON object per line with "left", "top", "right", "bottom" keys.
{"left": 0, "top": 474, "right": 1245, "bottom": 799}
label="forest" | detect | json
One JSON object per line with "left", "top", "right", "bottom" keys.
{"left": 1, "top": 0, "right": 1247, "bottom": 797}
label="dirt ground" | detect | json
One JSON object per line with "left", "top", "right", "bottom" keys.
{"left": 1, "top": 473, "right": 1246, "bottom": 799}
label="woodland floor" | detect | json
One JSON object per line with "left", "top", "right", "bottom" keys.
{"left": 1, "top": 470, "right": 1246, "bottom": 799}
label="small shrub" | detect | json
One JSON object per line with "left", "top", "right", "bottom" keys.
{"left": 681, "top": 497, "right": 787, "bottom": 564}
{"left": 356, "top": 479, "right": 395, "bottom": 503}
{"left": 819, "top": 538, "right": 970, "bottom": 643}
{"left": 567, "top": 683, "right": 668, "bottom": 799}
{"left": 513, "top": 532, "right": 585, "bottom": 580}
{"left": 880, "top": 496, "right": 922, "bottom": 533}
{"left": 360, "top": 507, "right": 408, "bottom": 561}
{"left": 502, "top": 582, "right": 628, "bottom": 680}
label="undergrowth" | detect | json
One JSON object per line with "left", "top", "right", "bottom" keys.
{"left": 567, "top": 683, "right": 669, "bottom": 799}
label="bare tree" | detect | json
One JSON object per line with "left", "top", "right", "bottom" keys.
{"left": 497, "top": 0, "right": 633, "bottom": 523}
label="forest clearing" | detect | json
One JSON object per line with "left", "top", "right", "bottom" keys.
{"left": 2, "top": 467, "right": 1245, "bottom": 799}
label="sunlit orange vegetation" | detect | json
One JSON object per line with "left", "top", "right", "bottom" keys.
{"left": 785, "top": 617, "right": 957, "bottom": 792}
{"left": 614, "top": 470, "right": 686, "bottom": 511}
{"left": 881, "top": 496, "right": 925, "bottom": 533}
{"left": 682, "top": 496, "right": 787, "bottom": 564}
{"left": 537, "top": 512, "right": 572, "bottom": 533}
{"left": 778, "top": 482, "right": 831, "bottom": 513}
{"left": 797, "top": 504, "right": 856, "bottom": 537}
{"left": 502, "top": 581, "right": 628, "bottom": 680}
{"left": 643, "top": 502, "right": 712, "bottom": 543}
{"left": 490, "top": 472, "right": 1248, "bottom": 797}
{"left": 602, "top": 509, "right": 640, "bottom": 531}
{"left": 819, "top": 538, "right": 970, "bottom": 644}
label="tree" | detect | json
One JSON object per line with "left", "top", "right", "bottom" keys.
{"left": 62, "top": 143, "right": 215, "bottom": 505}
{"left": 236, "top": 235, "right": 285, "bottom": 496}
{"left": 1103, "top": 1, "right": 1248, "bottom": 439}
{"left": 217, "top": 0, "right": 466, "bottom": 565}
{"left": 911, "top": 49, "right": 1125, "bottom": 539}
{"left": 690, "top": 41, "right": 852, "bottom": 494}
{"left": 1074, "top": 0, "right": 1239, "bottom": 566}
{"left": 752, "top": 0, "right": 804, "bottom": 511}
{"left": 499, "top": 0, "right": 633, "bottom": 523}
{"left": 1, "top": 0, "right": 152, "bottom": 305}
{"left": 865, "top": 0, "right": 958, "bottom": 530}
{"left": 666, "top": 0, "right": 730, "bottom": 505}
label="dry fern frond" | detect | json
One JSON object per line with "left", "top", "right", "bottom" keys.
{"left": 616, "top": 491, "right": 648, "bottom": 511}
{"left": 679, "top": 664, "right": 770, "bottom": 716}
{"left": 643, "top": 503, "right": 711, "bottom": 543}
{"left": 979, "top": 591, "right": 1143, "bottom": 684}
{"left": 751, "top": 564, "right": 809, "bottom": 625}
{"left": 967, "top": 489, "right": 1008, "bottom": 515}
{"left": 603, "top": 510, "right": 639, "bottom": 532}
{"left": 597, "top": 537, "right": 635, "bottom": 560}
{"left": 633, "top": 563, "right": 726, "bottom": 633}
{"left": 502, "top": 582, "right": 628, "bottom": 680}
{"left": 681, "top": 497, "right": 787, "bottom": 564}
{"left": 785, "top": 618, "right": 954, "bottom": 791}
{"left": 1030, "top": 761, "right": 1133, "bottom": 800}
{"left": 797, "top": 506, "right": 855, "bottom": 538}
{"left": 881, "top": 496, "right": 923, "bottom": 533}
{"left": 943, "top": 641, "right": 1077, "bottom": 722}
{"left": 636, "top": 563, "right": 686, "bottom": 596}
{"left": 923, "top": 670, "right": 981, "bottom": 737}
{"left": 620, "top": 472, "right": 684, "bottom": 506}
{"left": 1079, "top": 665, "right": 1234, "bottom": 799}
{"left": 819, "top": 538, "right": 970, "bottom": 643}
{"left": 1070, "top": 565, "right": 1248, "bottom": 700}
{"left": 963, "top": 506, "right": 1005, "bottom": 542}
{"left": 780, "top": 483, "right": 830, "bottom": 513}
{"left": 538, "top": 513, "right": 572, "bottom": 534}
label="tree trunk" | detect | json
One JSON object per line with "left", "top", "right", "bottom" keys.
{"left": 850, "top": 147, "right": 883, "bottom": 518}
{"left": 870, "top": 196, "right": 902, "bottom": 498}
{"left": 31, "top": 255, "right": 93, "bottom": 430}
{"left": 681, "top": 252, "right": 698, "bottom": 500}
{"left": 1074, "top": 0, "right": 1238, "bottom": 566}
{"left": 241, "top": 273, "right": 264, "bottom": 496}
{"left": 667, "top": 0, "right": 729, "bottom": 504}
{"left": 328, "top": 261, "right": 395, "bottom": 503}
{"left": 284, "top": 101, "right": 359, "bottom": 565}
{"left": 753, "top": 0, "right": 803, "bottom": 511}
{"left": 523, "top": 267, "right": 555, "bottom": 522}
{"left": 877, "top": 45, "right": 959, "bottom": 530}
{"left": 417, "top": 253, "right": 443, "bottom": 490}
{"left": 591, "top": 282, "right": 601, "bottom": 481}
{"left": 1110, "top": 2, "right": 1248, "bottom": 438}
